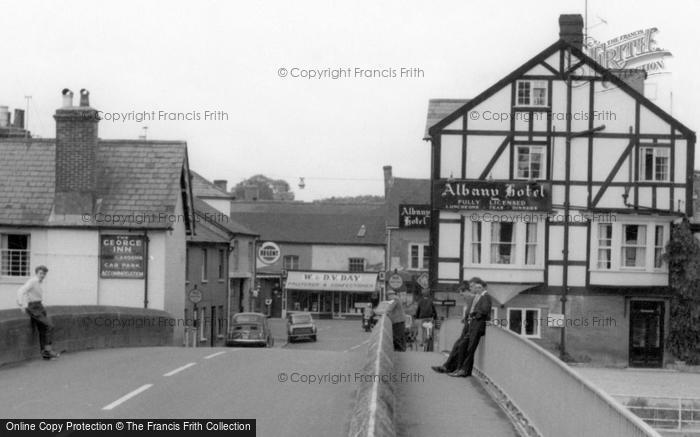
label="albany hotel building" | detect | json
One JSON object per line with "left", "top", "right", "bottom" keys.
{"left": 426, "top": 15, "right": 695, "bottom": 367}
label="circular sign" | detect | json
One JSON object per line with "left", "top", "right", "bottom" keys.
{"left": 188, "top": 288, "right": 202, "bottom": 304}
{"left": 388, "top": 274, "right": 403, "bottom": 290}
{"left": 417, "top": 273, "right": 429, "bottom": 290}
{"left": 258, "top": 241, "right": 281, "bottom": 265}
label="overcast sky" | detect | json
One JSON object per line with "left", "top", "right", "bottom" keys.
{"left": 2, "top": 0, "right": 698, "bottom": 201}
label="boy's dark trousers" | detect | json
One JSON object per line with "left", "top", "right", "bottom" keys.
{"left": 25, "top": 301, "right": 54, "bottom": 352}
{"left": 442, "top": 321, "right": 470, "bottom": 372}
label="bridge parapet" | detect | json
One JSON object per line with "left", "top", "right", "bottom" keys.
{"left": 475, "top": 325, "right": 662, "bottom": 437}
{"left": 0, "top": 306, "right": 174, "bottom": 366}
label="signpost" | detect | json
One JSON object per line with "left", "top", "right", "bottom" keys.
{"left": 416, "top": 273, "right": 429, "bottom": 290}
{"left": 388, "top": 274, "right": 403, "bottom": 291}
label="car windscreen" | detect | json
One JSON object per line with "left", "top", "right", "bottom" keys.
{"left": 233, "top": 315, "right": 263, "bottom": 324}
{"left": 291, "top": 314, "right": 312, "bottom": 324}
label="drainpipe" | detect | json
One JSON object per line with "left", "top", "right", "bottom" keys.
{"left": 144, "top": 230, "right": 150, "bottom": 308}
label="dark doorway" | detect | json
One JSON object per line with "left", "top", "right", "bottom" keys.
{"left": 629, "top": 301, "right": 664, "bottom": 368}
{"left": 210, "top": 306, "right": 216, "bottom": 347}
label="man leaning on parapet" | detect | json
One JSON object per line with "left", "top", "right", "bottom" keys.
{"left": 16, "top": 265, "right": 60, "bottom": 360}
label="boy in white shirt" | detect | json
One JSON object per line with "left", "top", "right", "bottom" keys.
{"left": 17, "top": 265, "right": 59, "bottom": 359}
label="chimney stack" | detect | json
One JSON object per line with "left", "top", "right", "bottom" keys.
{"left": 13, "top": 109, "right": 24, "bottom": 129}
{"left": 559, "top": 14, "right": 584, "bottom": 50}
{"left": 213, "top": 179, "right": 228, "bottom": 192}
{"left": 53, "top": 88, "right": 100, "bottom": 215}
{"left": 383, "top": 165, "right": 394, "bottom": 197}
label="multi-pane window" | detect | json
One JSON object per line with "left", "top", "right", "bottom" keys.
{"left": 622, "top": 225, "right": 647, "bottom": 268}
{"left": 283, "top": 255, "right": 299, "bottom": 270}
{"left": 218, "top": 249, "right": 226, "bottom": 279}
{"left": 490, "top": 223, "right": 515, "bottom": 264}
{"left": 409, "top": 244, "right": 430, "bottom": 270}
{"left": 654, "top": 226, "right": 664, "bottom": 268}
{"left": 597, "top": 224, "right": 613, "bottom": 269}
{"left": 516, "top": 80, "right": 548, "bottom": 106}
{"left": 1, "top": 234, "right": 30, "bottom": 276}
{"left": 472, "top": 222, "right": 482, "bottom": 264}
{"left": 640, "top": 147, "right": 669, "bottom": 181}
{"left": 508, "top": 308, "right": 541, "bottom": 338}
{"left": 525, "top": 223, "right": 537, "bottom": 265}
{"left": 201, "top": 248, "right": 208, "bottom": 281}
{"left": 349, "top": 258, "right": 365, "bottom": 272}
{"left": 516, "top": 146, "right": 545, "bottom": 179}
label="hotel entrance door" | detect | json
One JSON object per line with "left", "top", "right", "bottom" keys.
{"left": 629, "top": 301, "right": 664, "bottom": 368}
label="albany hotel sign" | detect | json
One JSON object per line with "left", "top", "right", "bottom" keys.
{"left": 437, "top": 180, "right": 551, "bottom": 212}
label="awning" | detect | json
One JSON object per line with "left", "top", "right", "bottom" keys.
{"left": 285, "top": 271, "right": 378, "bottom": 293}
{"left": 489, "top": 283, "right": 541, "bottom": 305}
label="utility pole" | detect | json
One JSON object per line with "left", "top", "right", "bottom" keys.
{"left": 24, "top": 95, "right": 31, "bottom": 138}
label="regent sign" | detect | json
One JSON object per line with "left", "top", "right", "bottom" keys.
{"left": 399, "top": 204, "right": 431, "bottom": 228}
{"left": 437, "top": 180, "right": 551, "bottom": 211}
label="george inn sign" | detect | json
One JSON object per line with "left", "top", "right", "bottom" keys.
{"left": 437, "top": 180, "right": 551, "bottom": 211}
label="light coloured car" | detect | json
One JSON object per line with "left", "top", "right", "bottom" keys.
{"left": 227, "top": 312, "right": 274, "bottom": 347}
{"left": 287, "top": 312, "right": 317, "bottom": 343}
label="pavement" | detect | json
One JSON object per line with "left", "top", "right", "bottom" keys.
{"left": 572, "top": 366, "right": 700, "bottom": 399}
{"left": 393, "top": 351, "right": 518, "bottom": 437}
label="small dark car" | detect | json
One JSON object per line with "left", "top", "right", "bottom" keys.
{"left": 226, "top": 312, "right": 274, "bottom": 347}
{"left": 287, "top": 312, "right": 317, "bottom": 343}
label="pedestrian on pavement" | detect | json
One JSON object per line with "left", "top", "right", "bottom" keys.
{"left": 414, "top": 288, "right": 437, "bottom": 348}
{"left": 16, "top": 265, "right": 59, "bottom": 360}
{"left": 384, "top": 290, "right": 407, "bottom": 352}
{"left": 447, "top": 277, "right": 492, "bottom": 377}
{"left": 431, "top": 280, "right": 475, "bottom": 374}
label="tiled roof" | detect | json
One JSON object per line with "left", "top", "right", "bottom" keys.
{"left": 193, "top": 197, "right": 257, "bottom": 237}
{"left": 230, "top": 201, "right": 385, "bottom": 245}
{"left": 385, "top": 177, "right": 430, "bottom": 227}
{"left": 190, "top": 170, "right": 232, "bottom": 199}
{"left": 0, "top": 139, "right": 190, "bottom": 229}
{"left": 424, "top": 99, "right": 470, "bottom": 140}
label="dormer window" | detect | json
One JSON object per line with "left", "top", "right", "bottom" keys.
{"left": 516, "top": 80, "right": 548, "bottom": 106}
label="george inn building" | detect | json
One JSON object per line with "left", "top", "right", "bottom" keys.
{"left": 425, "top": 15, "right": 695, "bottom": 367}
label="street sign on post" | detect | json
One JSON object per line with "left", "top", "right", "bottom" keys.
{"left": 416, "top": 273, "right": 429, "bottom": 290}
{"left": 388, "top": 274, "right": 403, "bottom": 290}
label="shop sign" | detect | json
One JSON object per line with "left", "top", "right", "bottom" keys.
{"left": 285, "top": 271, "right": 378, "bottom": 292}
{"left": 437, "top": 180, "right": 551, "bottom": 211}
{"left": 100, "top": 234, "right": 145, "bottom": 279}
{"left": 258, "top": 241, "right": 281, "bottom": 265}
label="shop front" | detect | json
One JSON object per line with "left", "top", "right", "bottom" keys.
{"left": 283, "top": 271, "right": 379, "bottom": 319}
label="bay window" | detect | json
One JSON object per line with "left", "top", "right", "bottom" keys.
{"left": 597, "top": 224, "right": 612, "bottom": 269}
{"left": 490, "top": 223, "right": 515, "bottom": 264}
{"left": 622, "top": 225, "right": 646, "bottom": 268}
{"left": 469, "top": 220, "right": 541, "bottom": 268}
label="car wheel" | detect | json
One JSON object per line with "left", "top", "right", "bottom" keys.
{"left": 311, "top": 335, "right": 317, "bottom": 342}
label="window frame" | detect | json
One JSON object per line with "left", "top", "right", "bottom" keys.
{"left": 348, "top": 257, "right": 365, "bottom": 272}
{"left": 467, "top": 220, "right": 543, "bottom": 269}
{"left": 1, "top": 233, "right": 31, "bottom": 277}
{"left": 639, "top": 146, "right": 670, "bottom": 182}
{"left": 515, "top": 145, "right": 546, "bottom": 180}
{"left": 516, "top": 80, "right": 548, "bottom": 107}
{"left": 201, "top": 248, "right": 208, "bottom": 282}
{"left": 408, "top": 243, "right": 430, "bottom": 270}
{"left": 507, "top": 307, "right": 541, "bottom": 339}
{"left": 218, "top": 248, "right": 226, "bottom": 280}
{"left": 621, "top": 224, "right": 647, "bottom": 269}
{"left": 490, "top": 222, "right": 516, "bottom": 265}
{"left": 283, "top": 255, "right": 300, "bottom": 270}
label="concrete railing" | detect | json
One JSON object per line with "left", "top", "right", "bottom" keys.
{"left": 0, "top": 306, "right": 175, "bottom": 366}
{"left": 475, "top": 325, "right": 662, "bottom": 437}
{"left": 348, "top": 314, "right": 396, "bottom": 437}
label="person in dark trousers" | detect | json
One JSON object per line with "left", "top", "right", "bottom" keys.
{"left": 16, "top": 265, "right": 59, "bottom": 360}
{"left": 384, "top": 290, "right": 406, "bottom": 351}
{"left": 431, "top": 280, "right": 475, "bottom": 373}
{"left": 448, "top": 277, "right": 492, "bottom": 377}
{"left": 414, "top": 288, "right": 437, "bottom": 348}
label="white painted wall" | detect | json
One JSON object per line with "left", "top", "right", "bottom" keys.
{"left": 311, "top": 245, "right": 384, "bottom": 271}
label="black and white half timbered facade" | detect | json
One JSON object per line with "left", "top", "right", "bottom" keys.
{"left": 425, "top": 15, "right": 696, "bottom": 367}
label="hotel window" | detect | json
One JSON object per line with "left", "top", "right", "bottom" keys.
{"left": 654, "top": 226, "right": 664, "bottom": 268}
{"left": 218, "top": 249, "right": 226, "bottom": 280}
{"left": 640, "top": 147, "right": 669, "bottom": 181}
{"left": 516, "top": 146, "right": 545, "bottom": 179}
{"left": 621, "top": 225, "right": 646, "bottom": 268}
{"left": 349, "top": 258, "right": 365, "bottom": 272}
{"left": 516, "top": 80, "right": 548, "bottom": 106}
{"left": 597, "top": 224, "right": 613, "bottom": 269}
{"left": 490, "top": 223, "right": 515, "bottom": 264}
{"left": 283, "top": 255, "right": 299, "bottom": 270}
{"left": 525, "top": 223, "right": 537, "bottom": 265}
{"left": 472, "top": 222, "right": 482, "bottom": 264}
{"left": 409, "top": 244, "right": 430, "bottom": 270}
{"left": 508, "top": 308, "right": 541, "bottom": 338}
{"left": 1, "top": 234, "right": 30, "bottom": 277}
{"left": 201, "top": 248, "right": 208, "bottom": 282}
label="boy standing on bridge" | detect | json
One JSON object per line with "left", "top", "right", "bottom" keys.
{"left": 17, "top": 265, "right": 59, "bottom": 360}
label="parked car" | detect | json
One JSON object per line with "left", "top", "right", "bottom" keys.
{"left": 287, "top": 312, "right": 317, "bottom": 343}
{"left": 226, "top": 312, "right": 274, "bottom": 347}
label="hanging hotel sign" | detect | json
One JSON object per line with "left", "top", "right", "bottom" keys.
{"left": 258, "top": 241, "right": 281, "bottom": 265}
{"left": 285, "top": 271, "right": 378, "bottom": 292}
{"left": 437, "top": 180, "right": 551, "bottom": 211}
{"left": 100, "top": 235, "right": 145, "bottom": 279}
{"left": 399, "top": 204, "right": 431, "bottom": 228}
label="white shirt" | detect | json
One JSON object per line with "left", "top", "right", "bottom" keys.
{"left": 16, "top": 277, "right": 44, "bottom": 309}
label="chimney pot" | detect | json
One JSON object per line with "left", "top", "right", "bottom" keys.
{"left": 559, "top": 14, "right": 584, "bottom": 50}
{"left": 79, "top": 89, "right": 90, "bottom": 107}
{"left": 61, "top": 88, "right": 74, "bottom": 108}
{"left": 383, "top": 165, "right": 394, "bottom": 197}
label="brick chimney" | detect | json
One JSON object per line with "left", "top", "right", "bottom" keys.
{"left": 559, "top": 14, "right": 584, "bottom": 50}
{"left": 610, "top": 69, "right": 646, "bottom": 95}
{"left": 213, "top": 179, "right": 228, "bottom": 193}
{"left": 383, "top": 165, "right": 393, "bottom": 197}
{"left": 53, "top": 88, "right": 100, "bottom": 214}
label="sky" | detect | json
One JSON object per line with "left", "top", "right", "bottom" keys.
{"left": 2, "top": 0, "right": 699, "bottom": 201}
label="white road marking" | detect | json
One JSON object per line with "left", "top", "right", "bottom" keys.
{"left": 102, "top": 384, "right": 153, "bottom": 410}
{"left": 163, "top": 362, "right": 197, "bottom": 376}
{"left": 344, "top": 339, "right": 370, "bottom": 353}
{"left": 203, "top": 351, "right": 227, "bottom": 359}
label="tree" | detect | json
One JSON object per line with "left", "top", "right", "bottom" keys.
{"left": 233, "top": 175, "right": 294, "bottom": 201}
{"left": 314, "top": 195, "right": 384, "bottom": 204}
{"left": 663, "top": 219, "right": 700, "bottom": 364}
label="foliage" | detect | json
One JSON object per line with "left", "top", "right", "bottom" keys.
{"left": 314, "top": 195, "right": 384, "bottom": 204}
{"left": 663, "top": 219, "right": 700, "bottom": 362}
{"left": 233, "top": 175, "right": 294, "bottom": 201}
